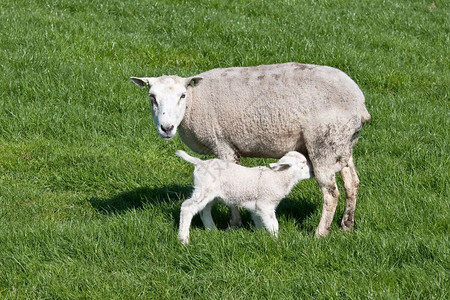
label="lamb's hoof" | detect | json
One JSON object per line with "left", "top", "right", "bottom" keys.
{"left": 178, "top": 237, "right": 189, "bottom": 245}
{"left": 226, "top": 224, "right": 241, "bottom": 230}
{"left": 205, "top": 226, "right": 218, "bottom": 231}
{"left": 228, "top": 220, "right": 243, "bottom": 229}
{"left": 314, "top": 227, "right": 330, "bottom": 238}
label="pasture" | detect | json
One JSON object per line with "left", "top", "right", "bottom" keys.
{"left": 0, "top": 0, "right": 448, "bottom": 298}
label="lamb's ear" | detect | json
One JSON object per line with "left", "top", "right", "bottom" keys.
{"left": 185, "top": 76, "right": 203, "bottom": 87}
{"left": 269, "top": 162, "right": 292, "bottom": 171}
{"left": 130, "top": 77, "right": 154, "bottom": 88}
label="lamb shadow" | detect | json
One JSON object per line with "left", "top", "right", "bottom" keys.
{"left": 89, "top": 186, "right": 317, "bottom": 231}
{"left": 88, "top": 185, "right": 230, "bottom": 229}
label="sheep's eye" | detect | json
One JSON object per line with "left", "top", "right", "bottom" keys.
{"left": 180, "top": 93, "right": 186, "bottom": 100}
{"left": 149, "top": 94, "right": 157, "bottom": 106}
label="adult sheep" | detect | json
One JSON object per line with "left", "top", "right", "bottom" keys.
{"left": 131, "top": 62, "right": 370, "bottom": 237}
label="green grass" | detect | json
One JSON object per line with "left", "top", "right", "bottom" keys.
{"left": 1, "top": 0, "right": 449, "bottom": 298}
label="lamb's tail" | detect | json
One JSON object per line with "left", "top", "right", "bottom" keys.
{"left": 175, "top": 150, "right": 202, "bottom": 166}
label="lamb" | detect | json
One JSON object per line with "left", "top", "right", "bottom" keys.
{"left": 131, "top": 62, "right": 371, "bottom": 237}
{"left": 175, "top": 150, "right": 314, "bottom": 244}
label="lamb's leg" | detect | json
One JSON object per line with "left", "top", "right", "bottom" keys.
{"left": 228, "top": 206, "right": 242, "bottom": 228}
{"left": 178, "top": 190, "right": 214, "bottom": 245}
{"left": 340, "top": 156, "right": 360, "bottom": 231}
{"left": 257, "top": 205, "right": 278, "bottom": 237}
{"left": 314, "top": 170, "right": 340, "bottom": 237}
{"left": 216, "top": 148, "right": 243, "bottom": 228}
{"left": 250, "top": 213, "right": 263, "bottom": 229}
{"left": 200, "top": 200, "right": 217, "bottom": 230}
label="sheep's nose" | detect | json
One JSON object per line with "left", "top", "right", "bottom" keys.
{"left": 161, "top": 125, "right": 174, "bottom": 134}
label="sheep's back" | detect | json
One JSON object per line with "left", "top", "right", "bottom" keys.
{"left": 182, "top": 63, "right": 367, "bottom": 158}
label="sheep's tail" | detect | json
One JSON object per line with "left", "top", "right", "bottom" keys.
{"left": 175, "top": 150, "right": 202, "bottom": 166}
{"left": 361, "top": 106, "right": 371, "bottom": 124}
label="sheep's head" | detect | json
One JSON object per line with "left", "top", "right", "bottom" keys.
{"left": 131, "top": 75, "right": 202, "bottom": 140}
{"left": 270, "top": 151, "right": 314, "bottom": 179}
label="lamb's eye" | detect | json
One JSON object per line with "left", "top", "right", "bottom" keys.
{"left": 180, "top": 93, "right": 186, "bottom": 100}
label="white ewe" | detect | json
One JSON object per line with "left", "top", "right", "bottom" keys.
{"left": 175, "top": 150, "right": 313, "bottom": 244}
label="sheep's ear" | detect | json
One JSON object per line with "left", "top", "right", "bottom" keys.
{"left": 185, "top": 76, "right": 203, "bottom": 87}
{"left": 130, "top": 77, "right": 154, "bottom": 88}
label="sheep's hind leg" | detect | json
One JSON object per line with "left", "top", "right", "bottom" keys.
{"left": 340, "top": 156, "right": 359, "bottom": 231}
{"left": 314, "top": 170, "right": 340, "bottom": 237}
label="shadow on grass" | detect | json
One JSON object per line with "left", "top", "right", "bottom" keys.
{"left": 88, "top": 185, "right": 226, "bottom": 229}
{"left": 277, "top": 197, "right": 317, "bottom": 230}
{"left": 89, "top": 185, "right": 191, "bottom": 214}
{"left": 89, "top": 185, "right": 317, "bottom": 231}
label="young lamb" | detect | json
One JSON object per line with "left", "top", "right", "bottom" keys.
{"left": 175, "top": 150, "right": 314, "bottom": 245}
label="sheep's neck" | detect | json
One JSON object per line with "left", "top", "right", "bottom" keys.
{"left": 178, "top": 93, "right": 214, "bottom": 155}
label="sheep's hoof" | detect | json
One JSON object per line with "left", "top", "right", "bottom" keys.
{"left": 341, "top": 214, "right": 355, "bottom": 232}
{"left": 340, "top": 221, "right": 354, "bottom": 232}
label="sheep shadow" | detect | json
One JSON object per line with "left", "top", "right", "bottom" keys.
{"left": 276, "top": 197, "right": 317, "bottom": 230}
{"left": 89, "top": 185, "right": 317, "bottom": 231}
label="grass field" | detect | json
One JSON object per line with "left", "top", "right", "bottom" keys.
{"left": 0, "top": 0, "right": 449, "bottom": 298}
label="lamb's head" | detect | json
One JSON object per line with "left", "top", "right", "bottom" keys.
{"left": 131, "top": 75, "right": 202, "bottom": 139}
{"left": 269, "top": 151, "right": 314, "bottom": 180}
